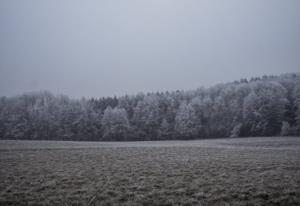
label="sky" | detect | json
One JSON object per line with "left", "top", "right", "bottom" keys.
{"left": 0, "top": 0, "right": 300, "bottom": 98}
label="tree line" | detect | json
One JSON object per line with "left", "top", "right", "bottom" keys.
{"left": 0, "top": 73, "right": 299, "bottom": 141}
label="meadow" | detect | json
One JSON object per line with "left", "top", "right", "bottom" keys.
{"left": 1, "top": 137, "right": 300, "bottom": 206}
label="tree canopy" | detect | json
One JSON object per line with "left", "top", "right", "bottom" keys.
{"left": 0, "top": 73, "right": 299, "bottom": 141}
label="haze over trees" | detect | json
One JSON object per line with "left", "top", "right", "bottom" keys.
{"left": 0, "top": 73, "right": 299, "bottom": 141}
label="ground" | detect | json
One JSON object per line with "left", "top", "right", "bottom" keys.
{"left": 0, "top": 137, "right": 300, "bottom": 206}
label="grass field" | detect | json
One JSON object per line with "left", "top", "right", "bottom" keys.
{"left": 1, "top": 137, "right": 300, "bottom": 206}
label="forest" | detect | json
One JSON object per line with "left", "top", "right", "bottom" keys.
{"left": 0, "top": 73, "right": 300, "bottom": 141}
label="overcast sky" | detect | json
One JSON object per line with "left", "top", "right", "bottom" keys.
{"left": 0, "top": 0, "right": 299, "bottom": 98}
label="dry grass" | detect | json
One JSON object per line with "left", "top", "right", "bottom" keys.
{"left": 0, "top": 137, "right": 300, "bottom": 206}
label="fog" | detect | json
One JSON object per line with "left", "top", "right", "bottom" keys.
{"left": 0, "top": 0, "right": 299, "bottom": 98}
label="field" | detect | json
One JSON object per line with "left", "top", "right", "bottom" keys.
{"left": 0, "top": 137, "right": 300, "bottom": 206}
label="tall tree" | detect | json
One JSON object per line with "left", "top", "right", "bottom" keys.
{"left": 132, "top": 95, "right": 161, "bottom": 140}
{"left": 243, "top": 82, "right": 287, "bottom": 136}
{"left": 293, "top": 84, "right": 300, "bottom": 134}
{"left": 175, "top": 101, "right": 198, "bottom": 139}
{"left": 101, "top": 107, "right": 130, "bottom": 141}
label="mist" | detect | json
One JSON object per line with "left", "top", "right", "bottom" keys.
{"left": 1, "top": 0, "right": 300, "bottom": 98}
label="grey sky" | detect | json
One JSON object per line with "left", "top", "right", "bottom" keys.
{"left": 0, "top": 0, "right": 300, "bottom": 98}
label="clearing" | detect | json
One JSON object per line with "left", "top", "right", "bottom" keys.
{"left": 0, "top": 137, "right": 300, "bottom": 205}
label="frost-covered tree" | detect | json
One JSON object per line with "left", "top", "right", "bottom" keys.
{"left": 280, "top": 121, "right": 291, "bottom": 136}
{"left": 0, "top": 73, "right": 299, "bottom": 141}
{"left": 243, "top": 82, "right": 287, "bottom": 136}
{"left": 293, "top": 84, "right": 300, "bottom": 134}
{"left": 175, "top": 101, "right": 198, "bottom": 139}
{"left": 189, "top": 97, "right": 204, "bottom": 136}
{"left": 243, "top": 91, "right": 265, "bottom": 136}
{"left": 230, "top": 123, "right": 242, "bottom": 138}
{"left": 0, "top": 97, "right": 8, "bottom": 139}
{"left": 159, "top": 119, "right": 173, "bottom": 140}
{"left": 101, "top": 106, "right": 130, "bottom": 141}
{"left": 132, "top": 95, "right": 161, "bottom": 140}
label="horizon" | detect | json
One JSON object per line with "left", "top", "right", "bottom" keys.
{"left": 0, "top": 72, "right": 298, "bottom": 99}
